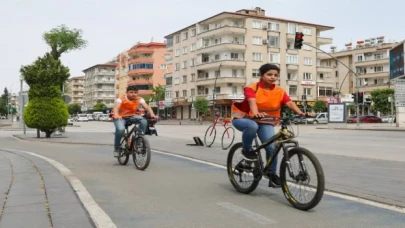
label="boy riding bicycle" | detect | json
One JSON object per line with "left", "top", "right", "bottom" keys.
{"left": 111, "top": 85, "right": 156, "bottom": 157}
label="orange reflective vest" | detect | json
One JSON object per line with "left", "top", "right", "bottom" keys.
{"left": 231, "top": 83, "right": 284, "bottom": 121}
{"left": 118, "top": 96, "right": 141, "bottom": 117}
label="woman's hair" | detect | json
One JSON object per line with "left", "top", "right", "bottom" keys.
{"left": 259, "top": 64, "right": 280, "bottom": 76}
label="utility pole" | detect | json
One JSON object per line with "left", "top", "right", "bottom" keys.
{"left": 20, "top": 77, "right": 26, "bottom": 134}
{"left": 212, "top": 63, "right": 222, "bottom": 122}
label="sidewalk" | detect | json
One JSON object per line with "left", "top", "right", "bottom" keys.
{"left": 0, "top": 149, "right": 93, "bottom": 228}
{"left": 316, "top": 123, "right": 405, "bottom": 131}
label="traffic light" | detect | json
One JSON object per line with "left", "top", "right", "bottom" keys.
{"left": 294, "top": 32, "right": 304, "bottom": 49}
{"left": 358, "top": 92, "right": 364, "bottom": 104}
{"left": 352, "top": 93, "right": 357, "bottom": 104}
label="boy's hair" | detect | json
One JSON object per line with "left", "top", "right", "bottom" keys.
{"left": 259, "top": 63, "right": 280, "bottom": 76}
{"left": 126, "top": 85, "right": 139, "bottom": 92}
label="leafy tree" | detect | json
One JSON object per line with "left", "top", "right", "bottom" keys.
{"left": 151, "top": 84, "right": 165, "bottom": 101}
{"left": 93, "top": 103, "right": 107, "bottom": 111}
{"left": 313, "top": 100, "right": 326, "bottom": 113}
{"left": 194, "top": 97, "right": 209, "bottom": 115}
{"left": 370, "top": 88, "right": 395, "bottom": 114}
{"left": 43, "top": 24, "right": 88, "bottom": 60}
{"left": 347, "top": 104, "right": 356, "bottom": 114}
{"left": 68, "top": 103, "right": 81, "bottom": 114}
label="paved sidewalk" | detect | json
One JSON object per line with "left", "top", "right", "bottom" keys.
{"left": 0, "top": 149, "right": 93, "bottom": 228}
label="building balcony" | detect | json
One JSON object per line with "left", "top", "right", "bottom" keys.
{"left": 357, "top": 71, "right": 389, "bottom": 79}
{"left": 138, "top": 90, "right": 153, "bottom": 96}
{"left": 195, "top": 76, "right": 246, "bottom": 86}
{"left": 128, "top": 47, "right": 154, "bottom": 56}
{"left": 196, "top": 59, "right": 246, "bottom": 70}
{"left": 128, "top": 69, "right": 154, "bottom": 76}
{"left": 286, "top": 64, "right": 299, "bottom": 70}
{"left": 197, "top": 41, "right": 246, "bottom": 54}
{"left": 355, "top": 83, "right": 390, "bottom": 92}
{"left": 317, "top": 37, "right": 333, "bottom": 45}
{"left": 203, "top": 93, "right": 245, "bottom": 100}
{"left": 128, "top": 79, "right": 153, "bottom": 85}
{"left": 354, "top": 57, "right": 389, "bottom": 67}
{"left": 316, "top": 65, "right": 334, "bottom": 72}
{"left": 128, "top": 58, "right": 154, "bottom": 65}
{"left": 198, "top": 25, "right": 246, "bottom": 38}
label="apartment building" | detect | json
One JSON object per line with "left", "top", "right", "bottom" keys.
{"left": 164, "top": 7, "right": 334, "bottom": 120}
{"left": 67, "top": 76, "right": 84, "bottom": 104}
{"left": 82, "top": 63, "right": 116, "bottom": 111}
{"left": 321, "top": 37, "right": 394, "bottom": 113}
{"left": 115, "top": 42, "right": 171, "bottom": 98}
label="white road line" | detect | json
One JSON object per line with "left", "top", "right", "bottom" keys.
{"left": 1, "top": 148, "right": 117, "bottom": 228}
{"left": 152, "top": 149, "right": 405, "bottom": 214}
{"left": 217, "top": 202, "right": 277, "bottom": 224}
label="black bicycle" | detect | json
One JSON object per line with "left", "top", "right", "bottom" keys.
{"left": 226, "top": 115, "right": 325, "bottom": 211}
{"left": 117, "top": 119, "right": 151, "bottom": 170}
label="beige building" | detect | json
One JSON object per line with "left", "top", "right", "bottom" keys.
{"left": 67, "top": 76, "right": 85, "bottom": 104}
{"left": 164, "top": 7, "right": 334, "bottom": 120}
{"left": 82, "top": 63, "right": 116, "bottom": 111}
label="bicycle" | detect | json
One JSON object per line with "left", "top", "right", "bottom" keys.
{"left": 204, "top": 111, "right": 235, "bottom": 150}
{"left": 117, "top": 118, "right": 151, "bottom": 170}
{"left": 226, "top": 115, "right": 325, "bottom": 211}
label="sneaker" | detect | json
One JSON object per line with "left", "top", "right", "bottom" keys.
{"left": 268, "top": 173, "right": 281, "bottom": 188}
{"left": 113, "top": 148, "right": 120, "bottom": 157}
{"left": 241, "top": 148, "right": 258, "bottom": 161}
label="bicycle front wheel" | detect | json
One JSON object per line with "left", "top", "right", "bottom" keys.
{"left": 132, "top": 135, "right": 151, "bottom": 170}
{"left": 280, "top": 147, "right": 325, "bottom": 211}
{"left": 221, "top": 127, "right": 235, "bottom": 150}
{"left": 204, "top": 125, "right": 216, "bottom": 147}
{"left": 117, "top": 139, "right": 130, "bottom": 165}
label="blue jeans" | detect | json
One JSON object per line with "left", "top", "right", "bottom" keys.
{"left": 113, "top": 116, "right": 147, "bottom": 149}
{"left": 232, "top": 118, "right": 277, "bottom": 174}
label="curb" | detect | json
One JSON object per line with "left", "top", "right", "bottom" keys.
{"left": 316, "top": 127, "right": 405, "bottom": 132}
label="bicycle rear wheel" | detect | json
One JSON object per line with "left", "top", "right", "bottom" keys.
{"left": 204, "top": 125, "right": 216, "bottom": 147}
{"left": 280, "top": 147, "right": 325, "bottom": 211}
{"left": 226, "top": 142, "right": 261, "bottom": 194}
{"left": 132, "top": 135, "right": 151, "bottom": 170}
{"left": 221, "top": 126, "right": 235, "bottom": 150}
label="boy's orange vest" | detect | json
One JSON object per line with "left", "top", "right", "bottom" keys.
{"left": 118, "top": 96, "right": 142, "bottom": 117}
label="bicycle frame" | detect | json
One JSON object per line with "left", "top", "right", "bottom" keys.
{"left": 120, "top": 122, "right": 140, "bottom": 150}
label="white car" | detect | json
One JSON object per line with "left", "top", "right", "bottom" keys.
{"left": 67, "top": 118, "right": 73, "bottom": 125}
{"left": 77, "top": 114, "right": 89, "bottom": 122}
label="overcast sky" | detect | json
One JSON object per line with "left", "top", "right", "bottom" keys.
{"left": 1, "top": 0, "right": 403, "bottom": 94}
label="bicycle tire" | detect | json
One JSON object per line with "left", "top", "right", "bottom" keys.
{"left": 132, "top": 135, "right": 151, "bottom": 170}
{"left": 221, "top": 127, "right": 235, "bottom": 150}
{"left": 204, "top": 125, "right": 216, "bottom": 147}
{"left": 117, "top": 139, "right": 130, "bottom": 165}
{"left": 279, "top": 147, "right": 325, "bottom": 211}
{"left": 226, "top": 142, "right": 260, "bottom": 194}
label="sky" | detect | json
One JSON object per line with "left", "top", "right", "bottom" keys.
{"left": 1, "top": 0, "right": 404, "bottom": 94}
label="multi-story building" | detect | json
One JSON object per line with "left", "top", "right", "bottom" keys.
{"left": 321, "top": 37, "right": 394, "bottom": 113}
{"left": 164, "top": 7, "right": 334, "bottom": 119}
{"left": 115, "top": 42, "right": 171, "bottom": 98}
{"left": 82, "top": 63, "right": 116, "bottom": 111}
{"left": 66, "top": 76, "right": 85, "bottom": 104}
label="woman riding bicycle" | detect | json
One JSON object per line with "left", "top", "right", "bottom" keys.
{"left": 231, "top": 63, "right": 310, "bottom": 187}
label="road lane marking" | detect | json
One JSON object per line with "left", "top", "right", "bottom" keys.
{"left": 1, "top": 148, "right": 116, "bottom": 228}
{"left": 151, "top": 149, "right": 405, "bottom": 214}
{"left": 217, "top": 202, "right": 277, "bottom": 224}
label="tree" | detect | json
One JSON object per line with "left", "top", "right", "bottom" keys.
{"left": 194, "top": 97, "right": 209, "bottom": 115}
{"left": 43, "top": 24, "right": 88, "bottom": 60}
{"left": 20, "top": 53, "right": 70, "bottom": 138}
{"left": 93, "top": 103, "right": 107, "bottom": 111}
{"left": 68, "top": 103, "right": 81, "bottom": 114}
{"left": 347, "top": 104, "right": 356, "bottom": 114}
{"left": 313, "top": 100, "right": 326, "bottom": 113}
{"left": 370, "top": 88, "right": 395, "bottom": 114}
{"left": 151, "top": 84, "right": 165, "bottom": 101}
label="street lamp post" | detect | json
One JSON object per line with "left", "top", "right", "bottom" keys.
{"left": 212, "top": 63, "right": 223, "bottom": 121}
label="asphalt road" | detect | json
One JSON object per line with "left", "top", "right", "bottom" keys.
{"left": 1, "top": 127, "right": 405, "bottom": 227}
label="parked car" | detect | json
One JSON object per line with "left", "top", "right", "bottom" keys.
{"left": 347, "top": 115, "right": 382, "bottom": 123}
{"left": 67, "top": 118, "right": 73, "bottom": 125}
{"left": 77, "top": 114, "right": 89, "bottom": 122}
{"left": 381, "top": 115, "right": 395, "bottom": 123}
{"left": 306, "top": 112, "right": 328, "bottom": 124}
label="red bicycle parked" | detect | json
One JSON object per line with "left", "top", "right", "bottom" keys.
{"left": 204, "top": 111, "right": 235, "bottom": 150}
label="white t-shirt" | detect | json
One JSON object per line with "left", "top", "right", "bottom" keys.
{"left": 115, "top": 96, "right": 146, "bottom": 104}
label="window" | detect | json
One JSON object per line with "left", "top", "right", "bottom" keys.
{"left": 252, "top": 53, "right": 262, "bottom": 61}
{"left": 191, "top": 89, "right": 195, "bottom": 96}
{"left": 165, "top": 77, "right": 172, "bottom": 85}
{"left": 302, "top": 44, "right": 311, "bottom": 50}
{"left": 232, "top": 69, "right": 237, "bottom": 77}
{"left": 374, "top": 66, "right": 383, "bottom": 72}
{"left": 268, "top": 22, "right": 279, "bottom": 31}
{"left": 175, "top": 49, "right": 180, "bottom": 57}
{"left": 303, "top": 88, "right": 311, "bottom": 96}
{"left": 289, "top": 85, "right": 297, "bottom": 96}
{"left": 268, "top": 36, "right": 279, "bottom": 48}
{"left": 232, "top": 86, "right": 237, "bottom": 94}
{"left": 182, "top": 61, "right": 187, "bottom": 69}
{"left": 252, "top": 36, "right": 262, "bottom": 45}
{"left": 287, "top": 23, "right": 298, "bottom": 34}
{"left": 252, "top": 20, "right": 262, "bottom": 29}
{"left": 182, "top": 75, "right": 187, "bottom": 83}
{"left": 287, "top": 72, "right": 297, "bottom": 80}
{"left": 191, "top": 29, "right": 196, "bottom": 37}
{"left": 191, "top": 43, "right": 196, "bottom": 51}
{"left": 252, "top": 69, "right": 260, "bottom": 77}
{"left": 182, "top": 46, "right": 187, "bottom": 54}
{"left": 286, "top": 54, "right": 298, "bottom": 64}
{"left": 175, "top": 35, "right": 180, "bottom": 43}
{"left": 303, "top": 73, "right": 312, "bottom": 80}
{"left": 230, "top": 53, "right": 239, "bottom": 60}
{"left": 304, "top": 57, "right": 312, "bottom": 66}
{"left": 189, "top": 58, "right": 195, "bottom": 67}
{"left": 182, "top": 90, "right": 187, "bottom": 97}
{"left": 303, "top": 27, "right": 312, "bottom": 35}
{"left": 128, "top": 63, "right": 153, "bottom": 70}
{"left": 269, "top": 53, "right": 280, "bottom": 63}
{"left": 356, "top": 54, "right": 363, "bottom": 62}
{"left": 318, "top": 87, "right": 333, "bottom": 97}
{"left": 374, "top": 53, "right": 383, "bottom": 59}
{"left": 191, "top": 73, "right": 195, "bottom": 82}
{"left": 175, "top": 63, "right": 180, "bottom": 71}
{"left": 183, "top": 32, "right": 188, "bottom": 40}
{"left": 160, "top": 64, "right": 167, "bottom": 69}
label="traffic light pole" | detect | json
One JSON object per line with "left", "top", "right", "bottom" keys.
{"left": 302, "top": 42, "right": 360, "bottom": 127}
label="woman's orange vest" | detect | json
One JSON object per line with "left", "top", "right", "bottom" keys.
{"left": 231, "top": 82, "right": 284, "bottom": 120}
{"left": 118, "top": 96, "right": 142, "bottom": 117}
